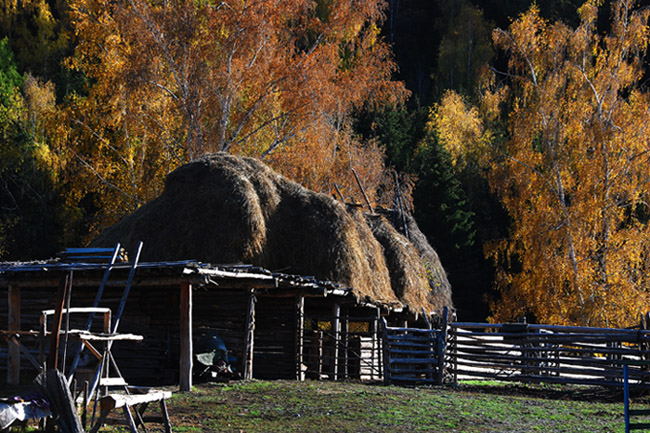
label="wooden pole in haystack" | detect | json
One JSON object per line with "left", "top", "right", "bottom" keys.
{"left": 333, "top": 183, "right": 346, "bottom": 203}
{"left": 393, "top": 171, "right": 409, "bottom": 240}
{"left": 352, "top": 169, "right": 374, "bottom": 213}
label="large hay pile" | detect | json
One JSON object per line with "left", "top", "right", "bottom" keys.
{"left": 92, "top": 153, "right": 452, "bottom": 314}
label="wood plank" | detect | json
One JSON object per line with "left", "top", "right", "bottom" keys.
{"left": 42, "top": 307, "right": 112, "bottom": 316}
{"left": 385, "top": 340, "right": 434, "bottom": 349}
{"left": 389, "top": 349, "right": 436, "bottom": 356}
{"left": 101, "top": 391, "right": 173, "bottom": 410}
{"left": 332, "top": 303, "right": 340, "bottom": 381}
{"left": 389, "top": 358, "right": 439, "bottom": 365}
{"left": 179, "top": 282, "right": 192, "bottom": 392}
{"left": 295, "top": 294, "right": 304, "bottom": 381}
{"left": 389, "top": 367, "right": 438, "bottom": 374}
{"left": 387, "top": 334, "right": 436, "bottom": 343}
{"left": 244, "top": 291, "right": 256, "bottom": 380}
{"left": 388, "top": 376, "right": 438, "bottom": 383}
{"left": 7, "top": 284, "right": 21, "bottom": 385}
{"left": 48, "top": 272, "right": 71, "bottom": 370}
{"left": 385, "top": 326, "right": 438, "bottom": 334}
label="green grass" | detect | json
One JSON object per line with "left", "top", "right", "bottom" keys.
{"left": 90, "top": 380, "right": 637, "bottom": 433}
{"left": 8, "top": 379, "right": 638, "bottom": 432}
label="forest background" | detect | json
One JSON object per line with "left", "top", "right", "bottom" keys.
{"left": 2, "top": 0, "right": 650, "bottom": 327}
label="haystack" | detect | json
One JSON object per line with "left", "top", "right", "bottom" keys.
{"left": 92, "top": 153, "right": 452, "bottom": 314}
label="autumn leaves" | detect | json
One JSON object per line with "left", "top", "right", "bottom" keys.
{"left": 3, "top": 0, "right": 650, "bottom": 327}
{"left": 60, "top": 0, "right": 407, "bottom": 226}
{"left": 439, "top": 1, "right": 650, "bottom": 327}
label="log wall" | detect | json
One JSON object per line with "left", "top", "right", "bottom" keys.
{"left": 0, "top": 282, "right": 389, "bottom": 386}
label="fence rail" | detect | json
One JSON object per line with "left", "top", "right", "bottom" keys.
{"left": 448, "top": 322, "right": 650, "bottom": 389}
{"left": 381, "top": 308, "right": 448, "bottom": 386}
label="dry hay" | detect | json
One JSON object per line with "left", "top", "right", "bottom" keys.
{"left": 92, "top": 153, "right": 451, "bottom": 314}
{"left": 373, "top": 209, "right": 453, "bottom": 312}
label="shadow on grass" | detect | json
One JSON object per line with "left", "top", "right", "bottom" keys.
{"left": 454, "top": 381, "right": 634, "bottom": 403}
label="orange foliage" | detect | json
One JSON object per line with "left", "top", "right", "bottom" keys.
{"left": 60, "top": 0, "right": 407, "bottom": 228}
{"left": 467, "top": 1, "right": 650, "bottom": 327}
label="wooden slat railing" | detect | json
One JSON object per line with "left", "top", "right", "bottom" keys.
{"left": 448, "top": 322, "right": 650, "bottom": 389}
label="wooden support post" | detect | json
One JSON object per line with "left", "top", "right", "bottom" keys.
{"left": 375, "top": 308, "right": 382, "bottom": 380}
{"left": 243, "top": 290, "right": 256, "bottom": 380}
{"left": 295, "top": 294, "right": 305, "bottom": 381}
{"left": 48, "top": 272, "right": 72, "bottom": 371}
{"left": 179, "top": 282, "right": 193, "bottom": 392}
{"left": 369, "top": 318, "right": 376, "bottom": 380}
{"left": 160, "top": 398, "right": 172, "bottom": 433}
{"left": 342, "top": 309, "right": 349, "bottom": 379}
{"left": 7, "top": 285, "right": 21, "bottom": 385}
{"left": 381, "top": 317, "right": 390, "bottom": 385}
{"left": 317, "top": 331, "right": 323, "bottom": 379}
{"left": 332, "top": 303, "right": 340, "bottom": 381}
{"left": 436, "top": 306, "right": 449, "bottom": 385}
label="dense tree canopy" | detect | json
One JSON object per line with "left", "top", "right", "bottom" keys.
{"left": 440, "top": 0, "right": 650, "bottom": 327}
{"left": 58, "top": 0, "right": 407, "bottom": 229}
{"left": 6, "top": 0, "right": 650, "bottom": 326}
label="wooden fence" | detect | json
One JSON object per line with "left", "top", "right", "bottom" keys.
{"left": 448, "top": 322, "right": 650, "bottom": 389}
{"left": 381, "top": 317, "right": 446, "bottom": 385}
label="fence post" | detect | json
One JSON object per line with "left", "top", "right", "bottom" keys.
{"left": 437, "top": 307, "right": 449, "bottom": 385}
{"left": 624, "top": 364, "right": 630, "bottom": 433}
{"left": 381, "top": 317, "right": 390, "bottom": 385}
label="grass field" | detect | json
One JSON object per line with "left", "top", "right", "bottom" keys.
{"left": 92, "top": 379, "right": 640, "bottom": 433}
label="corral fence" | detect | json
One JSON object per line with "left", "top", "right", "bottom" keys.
{"left": 381, "top": 317, "right": 447, "bottom": 385}
{"left": 447, "top": 322, "right": 650, "bottom": 389}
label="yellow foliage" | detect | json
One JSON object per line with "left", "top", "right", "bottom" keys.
{"left": 465, "top": 0, "right": 650, "bottom": 327}
{"left": 58, "top": 0, "right": 407, "bottom": 231}
{"left": 433, "top": 91, "right": 486, "bottom": 169}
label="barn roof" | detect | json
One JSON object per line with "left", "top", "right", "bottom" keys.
{"left": 0, "top": 260, "right": 352, "bottom": 299}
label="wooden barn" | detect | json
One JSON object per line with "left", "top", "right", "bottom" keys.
{"left": 0, "top": 153, "right": 453, "bottom": 391}
{"left": 0, "top": 255, "right": 428, "bottom": 391}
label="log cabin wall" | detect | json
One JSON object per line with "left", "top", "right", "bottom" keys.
{"left": 301, "top": 297, "right": 384, "bottom": 382}
{"left": 0, "top": 262, "right": 401, "bottom": 387}
{"left": 253, "top": 295, "right": 295, "bottom": 379}
{"left": 0, "top": 282, "right": 183, "bottom": 385}
{"left": 192, "top": 288, "right": 249, "bottom": 378}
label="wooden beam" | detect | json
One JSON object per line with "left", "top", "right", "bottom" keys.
{"left": 295, "top": 294, "right": 305, "bottom": 381}
{"left": 437, "top": 306, "right": 449, "bottom": 385}
{"left": 332, "top": 303, "right": 340, "bottom": 381}
{"left": 48, "top": 272, "right": 72, "bottom": 371}
{"left": 179, "top": 282, "right": 193, "bottom": 392}
{"left": 7, "top": 284, "right": 21, "bottom": 385}
{"left": 243, "top": 290, "right": 256, "bottom": 380}
{"left": 352, "top": 169, "right": 374, "bottom": 213}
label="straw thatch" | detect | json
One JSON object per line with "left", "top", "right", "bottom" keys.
{"left": 92, "top": 153, "right": 452, "bottom": 314}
